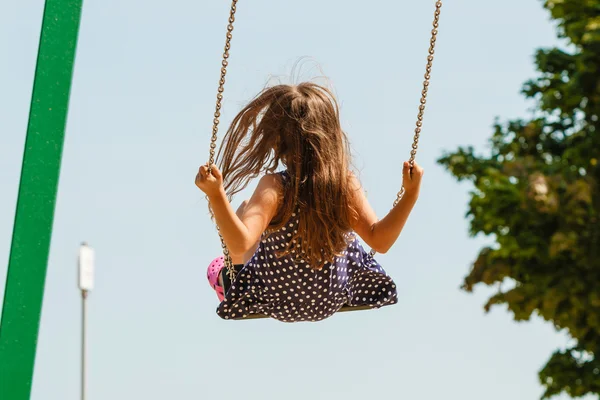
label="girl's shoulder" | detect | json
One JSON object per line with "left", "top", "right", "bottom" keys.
{"left": 264, "top": 170, "right": 290, "bottom": 185}
{"left": 256, "top": 171, "right": 288, "bottom": 193}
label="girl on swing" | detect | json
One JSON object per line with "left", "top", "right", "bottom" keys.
{"left": 196, "top": 82, "right": 424, "bottom": 322}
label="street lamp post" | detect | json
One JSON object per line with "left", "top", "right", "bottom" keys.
{"left": 78, "top": 243, "right": 94, "bottom": 400}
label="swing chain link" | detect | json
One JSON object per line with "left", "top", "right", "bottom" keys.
{"left": 371, "top": 0, "right": 442, "bottom": 257}
{"left": 207, "top": 0, "right": 239, "bottom": 281}
{"left": 392, "top": 0, "right": 442, "bottom": 209}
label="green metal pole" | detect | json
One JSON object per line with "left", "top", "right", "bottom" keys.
{"left": 0, "top": 1, "right": 83, "bottom": 399}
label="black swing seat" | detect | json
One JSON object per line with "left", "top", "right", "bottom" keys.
{"left": 228, "top": 304, "right": 375, "bottom": 321}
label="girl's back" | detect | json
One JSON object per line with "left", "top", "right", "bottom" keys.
{"left": 216, "top": 171, "right": 397, "bottom": 322}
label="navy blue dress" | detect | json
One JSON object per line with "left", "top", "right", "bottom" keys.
{"left": 217, "top": 172, "right": 398, "bottom": 322}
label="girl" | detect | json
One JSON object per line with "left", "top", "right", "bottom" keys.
{"left": 196, "top": 83, "right": 423, "bottom": 322}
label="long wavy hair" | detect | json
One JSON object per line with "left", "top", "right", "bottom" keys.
{"left": 217, "top": 83, "right": 357, "bottom": 270}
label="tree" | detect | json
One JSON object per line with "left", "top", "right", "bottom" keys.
{"left": 437, "top": 1, "right": 600, "bottom": 398}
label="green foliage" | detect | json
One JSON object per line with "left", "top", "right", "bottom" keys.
{"left": 438, "top": 1, "right": 600, "bottom": 398}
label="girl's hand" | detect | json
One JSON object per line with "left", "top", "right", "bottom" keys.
{"left": 195, "top": 164, "right": 224, "bottom": 198}
{"left": 402, "top": 161, "right": 424, "bottom": 198}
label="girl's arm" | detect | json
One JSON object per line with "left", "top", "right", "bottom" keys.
{"left": 206, "top": 174, "right": 281, "bottom": 257}
{"left": 349, "top": 163, "right": 422, "bottom": 254}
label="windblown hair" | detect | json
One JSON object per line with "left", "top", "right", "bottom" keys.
{"left": 217, "top": 83, "right": 357, "bottom": 270}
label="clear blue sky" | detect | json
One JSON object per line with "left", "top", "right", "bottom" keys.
{"left": 0, "top": 1, "right": 586, "bottom": 400}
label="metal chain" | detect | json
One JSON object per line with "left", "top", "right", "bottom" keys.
{"left": 371, "top": 1, "right": 442, "bottom": 257}
{"left": 207, "top": 0, "right": 239, "bottom": 281}
{"left": 392, "top": 0, "right": 442, "bottom": 208}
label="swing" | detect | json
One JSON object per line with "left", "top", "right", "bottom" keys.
{"left": 205, "top": 0, "right": 443, "bottom": 320}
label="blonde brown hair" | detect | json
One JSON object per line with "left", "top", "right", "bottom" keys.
{"left": 217, "top": 83, "right": 357, "bottom": 269}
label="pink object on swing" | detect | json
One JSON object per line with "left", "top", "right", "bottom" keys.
{"left": 207, "top": 256, "right": 225, "bottom": 302}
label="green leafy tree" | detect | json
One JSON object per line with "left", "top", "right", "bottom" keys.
{"left": 438, "top": 1, "right": 600, "bottom": 398}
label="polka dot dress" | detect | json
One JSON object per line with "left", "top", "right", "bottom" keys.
{"left": 217, "top": 172, "right": 398, "bottom": 322}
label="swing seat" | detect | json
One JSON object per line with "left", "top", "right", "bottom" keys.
{"left": 230, "top": 304, "right": 374, "bottom": 320}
